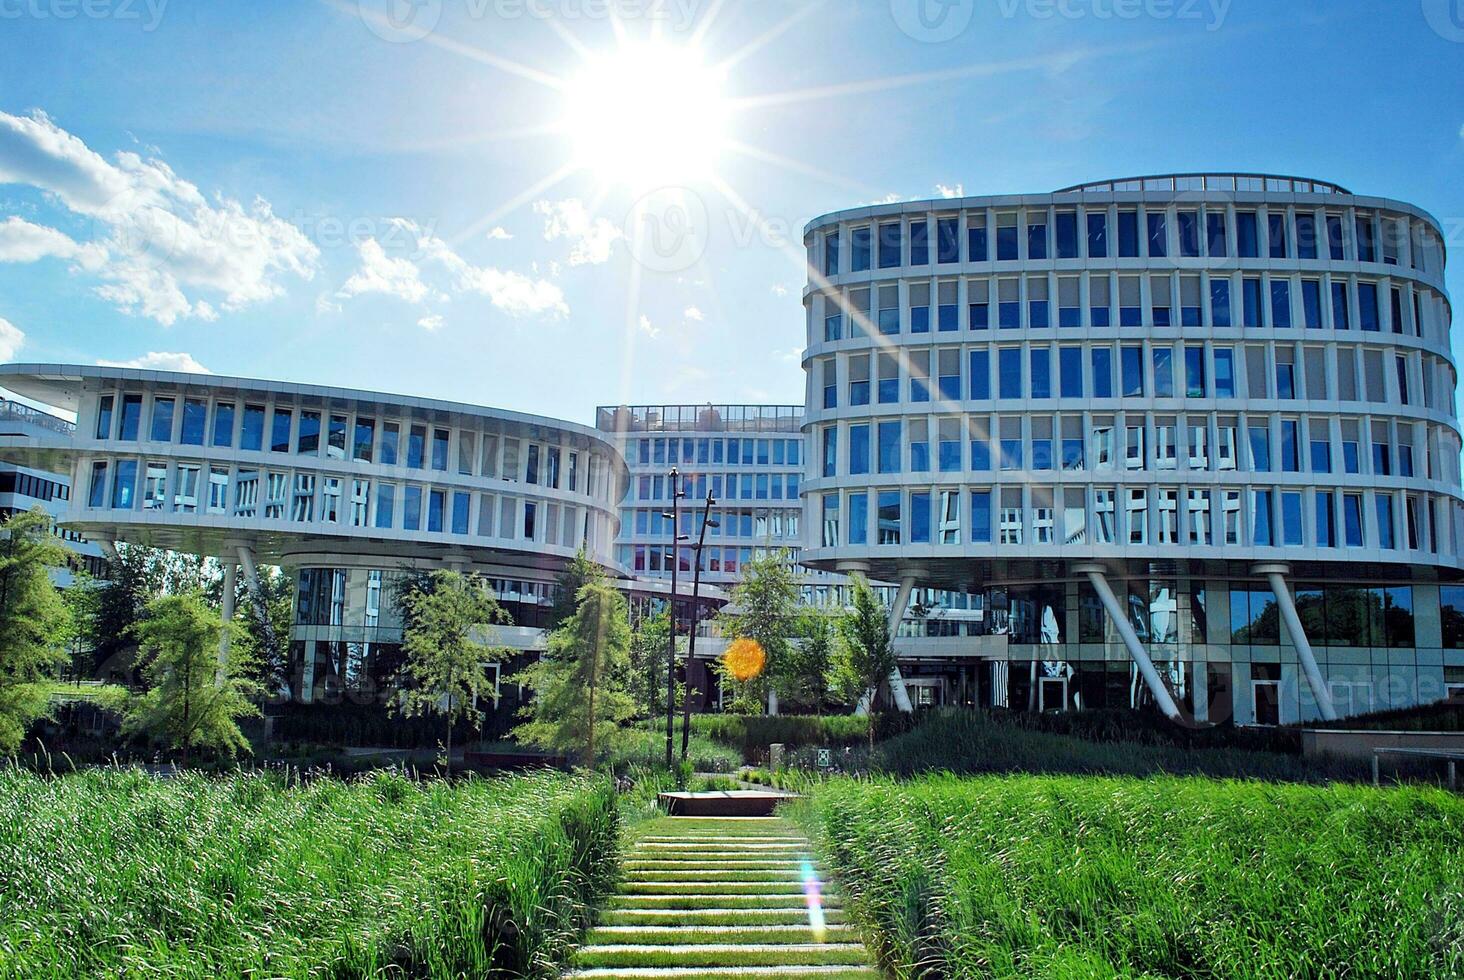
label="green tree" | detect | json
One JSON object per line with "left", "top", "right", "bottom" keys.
{"left": 393, "top": 570, "right": 510, "bottom": 775}
{"left": 783, "top": 610, "right": 837, "bottom": 715}
{"left": 232, "top": 564, "right": 293, "bottom": 695}
{"left": 548, "top": 545, "right": 605, "bottom": 630}
{"left": 121, "top": 593, "right": 262, "bottom": 764}
{"left": 628, "top": 608, "right": 682, "bottom": 719}
{"left": 835, "top": 575, "right": 898, "bottom": 749}
{"left": 0, "top": 508, "right": 73, "bottom": 753}
{"left": 718, "top": 550, "right": 800, "bottom": 712}
{"left": 514, "top": 580, "right": 633, "bottom": 765}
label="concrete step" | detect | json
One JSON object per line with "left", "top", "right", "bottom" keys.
{"left": 600, "top": 909, "right": 848, "bottom": 927}
{"left": 609, "top": 894, "right": 842, "bottom": 910}
{"left": 572, "top": 943, "right": 870, "bottom": 969}
{"left": 588, "top": 925, "right": 856, "bottom": 945}
{"left": 567, "top": 968, "right": 879, "bottom": 979}
{"left": 621, "top": 882, "right": 807, "bottom": 895}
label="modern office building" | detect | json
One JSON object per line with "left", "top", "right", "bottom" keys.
{"left": 0, "top": 364, "right": 628, "bottom": 702}
{"left": 801, "top": 173, "right": 1463, "bottom": 723}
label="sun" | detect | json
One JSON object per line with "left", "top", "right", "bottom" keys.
{"left": 563, "top": 41, "right": 730, "bottom": 190}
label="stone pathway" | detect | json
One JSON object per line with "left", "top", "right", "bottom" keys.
{"left": 567, "top": 816, "right": 878, "bottom": 979}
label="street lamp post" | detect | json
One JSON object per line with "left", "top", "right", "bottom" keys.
{"left": 663, "top": 468, "right": 687, "bottom": 769}
{"left": 680, "top": 489, "right": 718, "bottom": 762}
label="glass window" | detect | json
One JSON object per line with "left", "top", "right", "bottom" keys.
{"left": 1343, "top": 494, "right": 1364, "bottom": 547}
{"left": 297, "top": 410, "right": 320, "bottom": 454}
{"left": 1268, "top": 213, "right": 1288, "bottom": 258}
{"left": 1316, "top": 492, "right": 1335, "bottom": 547}
{"left": 1121, "top": 346, "right": 1144, "bottom": 397}
{"left": 95, "top": 395, "right": 115, "bottom": 440}
{"left": 1060, "top": 347, "right": 1083, "bottom": 398}
{"left": 1055, "top": 211, "right": 1078, "bottom": 258}
{"left": 1271, "top": 280, "right": 1292, "bottom": 328}
{"left": 823, "top": 231, "right": 840, "bottom": 276}
{"left": 1237, "top": 211, "right": 1259, "bottom": 257}
{"left": 848, "top": 492, "right": 868, "bottom": 545}
{"left": 1213, "top": 348, "right": 1234, "bottom": 397}
{"left": 877, "top": 491, "right": 901, "bottom": 544}
{"left": 1242, "top": 278, "right": 1263, "bottom": 328}
{"left": 937, "top": 217, "right": 960, "bottom": 264}
{"left": 1030, "top": 348, "right": 1051, "bottom": 399}
{"left": 1177, "top": 210, "right": 1200, "bottom": 257}
{"left": 118, "top": 394, "right": 142, "bottom": 441}
{"left": 1211, "top": 279, "right": 1232, "bottom": 328}
{"left": 150, "top": 397, "right": 175, "bottom": 442}
{"left": 1185, "top": 346, "right": 1205, "bottom": 397}
{"left": 1091, "top": 348, "right": 1113, "bottom": 398}
{"left": 999, "top": 348, "right": 1021, "bottom": 399}
{"left": 241, "top": 404, "right": 265, "bottom": 451}
{"left": 1117, "top": 210, "right": 1139, "bottom": 257}
{"left": 432, "top": 428, "right": 449, "bottom": 471}
{"left": 1327, "top": 214, "right": 1346, "bottom": 260}
{"left": 997, "top": 216, "right": 1018, "bottom": 261}
{"left": 1206, "top": 211, "right": 1228, "bottom": 256}
{"left": 111, "top": 459, "right": 137, "bottom": 509}
{"left": 1147, "top": 211, "right": 1167, "bottom": 257}
{"left": 1027, "top": 216, "right": 1047, "bottom": 259}
{"left": 270, "top": 408, "right": 292, "bottom": 452}
{"left": 1358, "top": 282, "right": 1380, "bottom": 331}
{"left": 878, "top": 222, "right": 902, "bottom": 268}
{"left": 328, "top": 414, "right": 348, "bottom": 459}
{"left": 1252, "top": 489, "right": 1274, "bottom": 546}
{"left": 427, "top": 489, "right": 445, "bottom": 533}
{"left": 1296, "top": 214, "right": 1318, "bottom": 260}
{"left": 211, "top": 402, "right": 235, "bottom": 448}
{"left": 849, "top": 424, "right": 869, "bottom": 475}
{"left": 1331, "top": 282, "right": 1351, "bottom": 330}
{"left": 851, "top": 227, "right": 871, "bottom": 271}
{"left": 180, "top": 399, "right": 206, "bottom": 445}
{"left": 909, "top": 220, "right": 929, "bottom": 265}
{"left": 971, "top": 490, "right": 992, "bottom": 543}
{"left": 380, "top": 422, "right": 400, "bottom": 465}
{"left": 1375, "top": 494, "right": 1395, "bottom": 549}
{"left": 1152, "top": 347, "right": 1174, "bottom": 397}
{"left": 403, "top": 485, "right": 422, "bottom": 531}
{"left": 910, "top": 491, "right": 931, "bottom": 543}
{"left": 352, "top": 418, "right": 375, "bottom": 462}
{"left": 1301, "top": 280, "right": 1323, "bottom": 329}
{"left": 87, "top": 461, "right": 107, "bottom": 507}
{"left": 877, "top": 421, "right": 901, "bottom": 474}
{"left": 968, "top": 218, "right": 988, "bottom": 262}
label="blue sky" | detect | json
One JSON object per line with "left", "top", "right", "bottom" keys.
{"left": 0, "top": 0, "right": 1460, "bottom": 424}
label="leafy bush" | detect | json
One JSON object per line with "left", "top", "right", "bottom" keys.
{"left": 793, "top": 774, "right": 1464, "bottom": 978}
{"left": 872, "top": 708, "right": 1360, "bottom": 782}
{"left": 612, "top": 724, "right": 742, "bottom": 773}
{"left": 691, "top": 714, "right": 870, "bottom": 760}
{"left": 1002, "top": 706, "right": 1303, "bottom": 754}
{"left": 0, "top": 766, "right": 618, "bottom": 977}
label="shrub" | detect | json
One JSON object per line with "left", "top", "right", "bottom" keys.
{"left": 691, "top": 714, "right": 869, "bottom": 760}
{"left": 871, "top": 708, "right": 1361, "bottom": 782}
{"left": 0, "top": 766, "right": 618, "bottom": 977}
{"left": 793, "top": 774, "right": 1464, "bottom": 979}
{"left": 613, "top": 724, "right": 742, "bottom": 773}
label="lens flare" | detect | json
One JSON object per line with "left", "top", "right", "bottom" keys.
{"left": 801, "top": 859, "right": 826, "bottom": 942}
{"left": 722, "top": 637, "right": 766, "bottom": 682}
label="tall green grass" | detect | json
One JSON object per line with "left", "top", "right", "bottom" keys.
{"left": 0, "top": 766, "right": 618, "bottom": 978}
{"left": 792, "top": 774, "right": 1464, "bottom": 979}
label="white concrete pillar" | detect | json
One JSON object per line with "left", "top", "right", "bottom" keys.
{"left": 1255, "top": 563, "right": 1339, "bottom": 722}
{"left": 767, "top": 688, "right": 779, "bottom": 716}
{"left": 882, "top": 575, "right": 918, "bottom": 713}
{"left": 1075, "top": 563, "right": 1182, "bottom": 721}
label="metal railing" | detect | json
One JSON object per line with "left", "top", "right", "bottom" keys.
{"left": 597, "top": 404, "right": 804, "bottom": 434}
{"left": 0, "top": 398, "right": 75, "bottom": 435}
{"left": 1055, "top": 173, "right": 1351, "bottom": 196}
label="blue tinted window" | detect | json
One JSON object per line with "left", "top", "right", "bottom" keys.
{"left": 403, "top": 486, "right": 422, "bottom": 531}
{"left": 1268, "top": 214, "right": 1288, "bottom": 258}
{"left": 241, "top": 404, "right": 265, "bottom": 451}
{"left": 1055, "top": 212, "right": 1078, "bottom": 258}
{"left": 96, "top": 395, "right": 114, "bottom": 440}
{"left": 910, "top": 304, "right": 930, "bottom": 334}
{"left": 937, "top": 217, "right": 960, "bottom": 263}
{"left": 1026, "top": 219, "right": 1047, "bottom": 259}
{"left": 1327, "top": 215, "right": 1346, "bottom": 260}
{"left": 969, "top": 350, "right": 990, "bottom": 400}
{"left": 1356, "top": 216, "right": 1376, "bottom": 262}
{"left": 1281, "top": 421, "right": 1300, "bottom": 472}
{"left": 1316, "top": 493, "right": 1335, "bottom": 547}
{"left": 939, "top": 434, "right": 960, "bottom": 472}
{"left": 877, "top": 421, "right": 901, "bottom": 474}
{"left": 1185, "top": 346, "right": 1205, "bottom": 397}
{"left": 1177, "top": 211, "right": 1200, "bottom": 257}
{"left": 1060, "top": 347, "right": 1083, "bottom": 397}
{"left": 1062, "top": 438, "right": 1084, "bottom": 470}
{"left": 88, "top": 461, "right": 107, "bottom": 507}
{"left": 822, "top": 428, "right": 837, "bottom": 477}
{"left": 998, "top": 348, "right": 1021, "bottom": 399}
{"left": 824, "top": 314, "right": 842, "bottom": 342}
{"left": 1214, "top": 348, "right": 1235, "bottom": 397}
{"left": 1153, "top": 347, "right": 1174, "bottom": 397}
{"left": 1252, "top": 490, "right": 1273, "bottom": 546}
{"left": 1311, "top": 439, "right": 1332, "bottom": 473}
{"left": 1331, "top": 282, "right": 1350, "bottom": 329}
{"left": 1250, "top": 427, "right": 1271, "bottom": 471}
{"left": 407, "top": 425, "right": 426, "bottom": 468}
{"left": 938, "top": 303, "right": 958, "bottom": 332}
{"left": 270, "top": 409, "right": 292, "bottom": 452}
{"left": 1206, "top": 212, "right": 1228, "bottom": 257}
{"left": 1029, "top": 299, "right": 1049, "bottom": 329}
{"left": 1030, "top": 348, "right": 1051, "bottom": 399}
{"left": 997, "top": 223, "right": 1018, "bottom": 261}
{"left": 910, "top": 492, "right": 931, "bottom": 543}
{"left": 851, "top": 227, "right": 871, "bottom": 271}
{"left": 1271, "top": 280, "right": 1292, "bottom": 328}
{"left": 878, "top": 372, "right": 898, "bottom": 403}
{"left": 452, "top": 491, "right": 470, "bottom": 534}
{"left": 1242, "top": 278, "right": 1262, "bottom": 328}
{"left": 1358, "top": 283, "right": 1380, "bottom": 331}
{"left": 878, "top": 307, "right": 900, "bottom": 335}
{"left": 910, "top": 374, "right": 929, "bottom": 403}
{"left": 1121, "top": 346, "right": 1143, "bottom": 397}
{"left": 1091, "top": 348, "right": 1113, "bottom": 398}
{"left": 181, "top": 399, "right": 206, "bottom": 446}
{"left": 1117, "top": 211, "right": 1139, "bottom": 257}
{"left": 971, "top": 490, "right": 992, "bottom": 543}
{"left": 969, "top": 302, "right": 989, "bottom": 329}
{"left": 433, "top": 428, "right": 450, "bottom": 470}
{"left": 999, "top": 301, "right": 1020, "bottom": 329}
{"left": 1301, "top": 280, "right": 1323, "bottom": 328}
{"left": 877, "top": 492, "right": 901, "bottom": 545}
{"left": 823, "top": 232, "right": 840, "bottom": 276}
{"left": 909, "top": 221, "right": 929, "bottom": 266}
{"left": 968, "top": 224, "right": 987, "bottom": 262}
{"left": 111, "top": 459, "right": 137, "bottom": 509}
{"left": 522, "top": 501, "right": 536, "bottom": 540}
{"left": 1281, "top": 492, "right": 1303, "bottom": 546}
{"left": 1376, "top": 495, "right": 1394, "bottom": 549}
{"left": 910, "top": 435, "right": 929, "bottom": 473}
{"left": 849, "top": 425, "right": 869, "bottom": 475}
{"left": 118, "top": 394, "right": 142, "bottom": 440}
{"left": 848, "top": 493, "right": 868, "bottom": 545}
{"left": 211, "top": 403, "right": 235, "bottom": 448}
{"left": 1147, "top": 212, "right": 1167, "bottom": 257}
{"left": 1087, "top": 212, "right": 1108, "bottom": 257}
{"left": 878, "top": 222, "right": 902, "bottom": 268}
{"left": 1343, "top": 495, "right": 1364, "bottom": 547}
{"left": 150, "top": 398, "right": 174, "bottom": 442}
{"left": 1296, "top": 214, "right": 1318, "bottom": 259}
{"left": 1237, "top": 212, "right": 1259, "bottom": 257}
{"left": 970, "top": 437, "right": 991, "bottom": 471}
{"left": 1211, "top": 279, "right": 1232, "bottom": 327}
{"left": 1000, "top": 439, "right": 1022, "bottom": 470}
{"left": 297, "top": 411, "right": 320, "bottom": 454}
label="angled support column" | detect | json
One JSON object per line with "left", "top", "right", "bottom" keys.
{"left": 233, "top": 542, "right": 278, "bottom": 656}
{"left": 1254, "top": 563, "right": 1338, "bottom": 722}
{"left": 883, "top": 576, "right": 916, "bottom": 713}
{"left": 219, "top": 559, "right": 237, "bottom": 668}
{"left": 1075, "top": 563, "right": 1182, "bottom": 721}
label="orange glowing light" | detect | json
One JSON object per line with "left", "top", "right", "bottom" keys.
{"left": 722, "top": 637, "right": 766, "bottom": 682}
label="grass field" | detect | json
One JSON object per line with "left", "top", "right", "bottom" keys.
{"left": 792, "top": 774, "right": 1464, "bottom": 979}
{"left": 0, "top": 766, "right": 618, "bottom": 978}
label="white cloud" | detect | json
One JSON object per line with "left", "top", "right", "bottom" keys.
{"left": 337, "top": 238, "right": 437, "bottom": 304}
{"left": 486, "top": 226, "right": 513, "bottom": 240}
{"left": 96, "top": 351, "right": 211, "bottom": 374}
{"left": 0, "top": 110, "right": 317, "bottom": 325}
{"left": 936, "top": 183, "right": 965, "bottom": 199}
{"left": 0, "top": 318, "right": 24, "bottom": 361}
{"left": 417, "top": 314, "right": 444, "bottom": 331}
{"left": 776, "top": 346, "right": 804, "bottom": 363}
{"left": 315, "top": 293, "right": 342, "bottom": 315}
{"left": 638, "top": 314, "right": 659, "bottom": 338}
{"left": 336, "top": 219, "right": 567, "bottom": 320}
{"left": 535, "top": 198, "right": 623, "bottom": 266}
{"left": 0, "top": 216, "right": 105, "bottom": 268}
{"left": 771, "top": 283, "right": 788, "bottom": 297}
{"left": 683, "top": 306, "right": 705, "bottom": 322}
